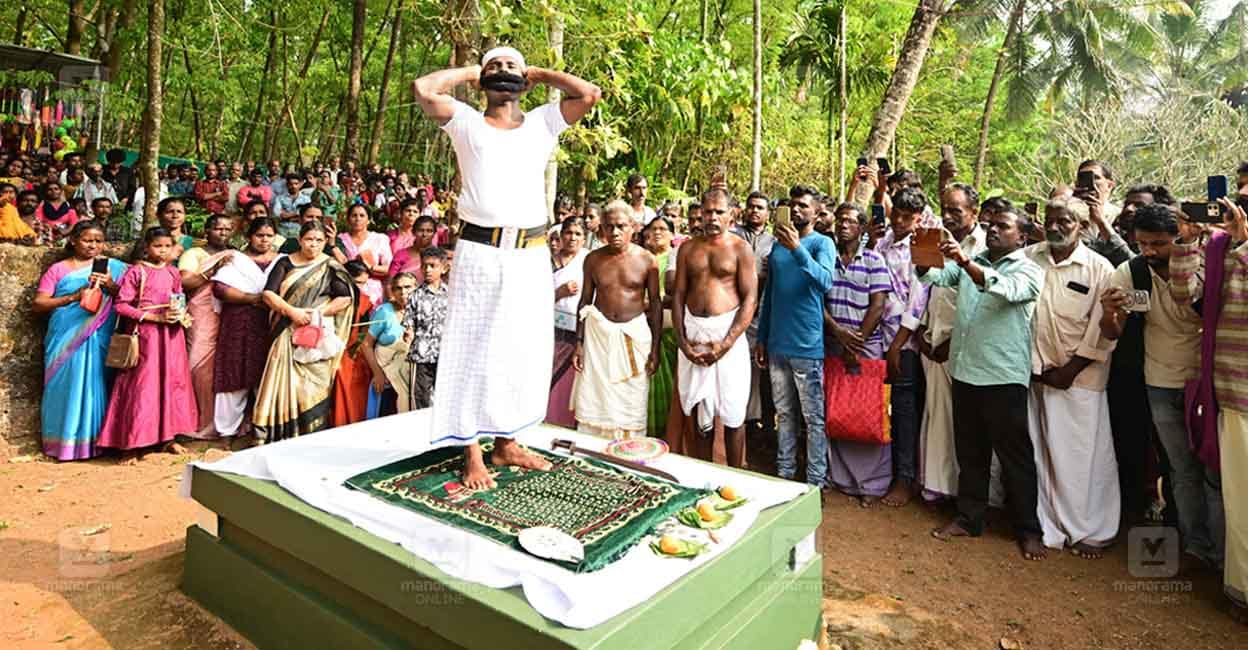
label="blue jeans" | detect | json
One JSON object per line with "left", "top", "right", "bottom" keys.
{"left": 890, "top": 350, "right": 923, "bottom": 483}
{"left": 769, "top": 353, "right": 828, "bottom": 487}
{"left": 1148, "top": 385, "right": 1224, "bottom": 566}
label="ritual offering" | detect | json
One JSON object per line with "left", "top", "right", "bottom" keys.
{"left": 676, "top": 502, "right": 733, "bottom": 530}
{"left": 711, "top": 485, "right": 748, "bottom": 510}
{"left": 604, "top": 437, "right": 669, "bottom": 463}
{"left": 345, "top": 439, "right": 709, "bottom": 572}
{"left": 649, "top": 533, "right": 708, "bottom": 559}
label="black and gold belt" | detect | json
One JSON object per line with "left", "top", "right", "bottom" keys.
{"left": 459, "top": 222, "right": 547, "bottom": 249}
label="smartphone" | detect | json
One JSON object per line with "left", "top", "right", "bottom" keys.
{"left": 1180, "top": 201, "right": 1224, "bottom": 224}
{"left": 871, "top": 204, "right": 886, "bottom": 227}
{"left": 1124, "top": 290, "right": 1151, "bottom": 313}
{"left": 1208, "top": 175, "right": 1228, "bottom": 201}
{"left": 856, "top": 157, "right": 869, "bottom": 169}
{"left": 774, "top": 205, "right": 792, "bottom": 230}
{"left": 939, "top": 144, "right": 955, "bottom": 167}
{"left": 1024, "top": 202, "right": 1038, "bottom": 217}
{"left": 91, "top": 257, "right": 109, "bottom": 274}
{"left": 1076, "top": 170, "right": 1096, "bottom": 191}
{"left": 876, "top": 157, "right": 891, "bottom": 175}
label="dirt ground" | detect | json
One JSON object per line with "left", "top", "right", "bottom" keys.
{"left": 0, "top": 448, "right": 1243, "bottom": 649}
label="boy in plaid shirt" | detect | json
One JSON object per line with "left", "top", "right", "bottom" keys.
{"left": 403, "top": 247, "right": 450, "bottom": 409}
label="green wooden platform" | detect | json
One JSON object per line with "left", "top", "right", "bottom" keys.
{"left": 183, "top": 465, "right": 823, "bottom": 649}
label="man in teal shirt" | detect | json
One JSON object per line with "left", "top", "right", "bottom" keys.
{"left": 920, "top": 200, "right": 1048, "bottom": 561}
{"left": 756, "top": 185, "right": 836, "bottom": 488}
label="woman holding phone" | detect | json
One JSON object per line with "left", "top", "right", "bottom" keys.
{"left": 32, "top": 222, "right": 126, "bottom": 460}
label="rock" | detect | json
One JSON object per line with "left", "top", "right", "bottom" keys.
{"left": 1001, "top": 636, "right": 1023, "bottom": 649}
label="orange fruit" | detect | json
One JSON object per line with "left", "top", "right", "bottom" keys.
{"left": 658, "top": 534, "right": 680, "bottom": 554}
{"left": 718, "top": 486, "right": 738, "bottom": 501}
{"left": 697, "top": 502, "right": 717, "bottom": 522}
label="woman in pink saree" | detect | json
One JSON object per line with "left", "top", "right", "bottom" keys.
{"left": 177, "top": 215, "right": 235, "bottom": 439}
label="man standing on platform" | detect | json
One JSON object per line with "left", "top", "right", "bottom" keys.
{"left": 412, "top": 47, "right": 601, "bottom": 489}
{"left": 672, "top": 188, "right": 757, "bottom": 467}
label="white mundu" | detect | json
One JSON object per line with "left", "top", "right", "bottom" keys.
{"left": 441, "top": 98, "right": 570, "bottom": 229}
{"left": 429, "top": 98, "right": 570, "bottom": 448}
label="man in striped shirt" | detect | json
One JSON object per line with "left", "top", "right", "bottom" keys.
{"left": 824, "top": 202, "right": 893, "bottom": 503}
{"left": 1170, "top": 192, "right": 1248, "bottom": 625}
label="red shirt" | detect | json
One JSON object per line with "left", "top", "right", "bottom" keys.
{"left": 194, "top": 179, "right": 229, "bottom": 214}
{"left": 236, "top": 184, "right": 273, "bottom": 210}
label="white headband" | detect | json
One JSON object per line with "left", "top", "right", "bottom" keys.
{"left": 481, "top": 46, "right": 526, "bottom": 69}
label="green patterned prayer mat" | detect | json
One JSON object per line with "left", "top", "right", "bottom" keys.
{"left": 344, "top": 439, "right": 709, "bottom": 573}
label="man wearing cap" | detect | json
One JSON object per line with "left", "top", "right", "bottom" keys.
{"left": 412, "top": 47, "right": 602, "bottom": 489}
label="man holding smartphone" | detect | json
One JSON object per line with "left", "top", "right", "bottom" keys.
{"left": 1098, "top": 204, "right": 1221, "bottom": 570}
{"left": 1075, "top": 159, "right": 1131, "bottom": 266}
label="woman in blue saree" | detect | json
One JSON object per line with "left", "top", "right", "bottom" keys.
{"left": 33, "top": 221, "right": 126, "bottom": 460}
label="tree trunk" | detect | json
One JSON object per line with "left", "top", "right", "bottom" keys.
{"left": 67, "top": 0, "right": 86, "bottom": 55}
{"left": 101, "top": 0, "right": 138, "bottom": 81}
{"left": 270, "top": 11, "right": 331, "bottom": 157}
{"left": 138, "top": 0, "right": 165, "bottom": 229}
{"left": 182, "top": 45, "right": 204, "bottom": 157}
{"left": 972, "top": 0, "right": 1025, "bottom": 188}
{"left": 750, "top": 0, "right": 762, "bottom": 192}
{"left": 858, "top": 0, "right": 946, "bottom": 193}
{"left": 544, "top": 15, "right": 564, "bottom": 222}
{"left": 838, "top": 3, "right": 848, "bottom": 198}
{"left": 14, "top": 8, "right": 27, "bottom": 44}
{"left": 367, "top": 8, "right": 403, "bottom": 166}
{"left": 239, "top": 10, "right": 277, "bottom": 162}
{"left": 447, "top": 0, "right": 481, "bottom": 104}
{"left": 343, "top": 0, "right": 368, "bottom": 162}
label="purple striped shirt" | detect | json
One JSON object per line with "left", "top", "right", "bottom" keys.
{"left": 825, "top": 248, "right": 892, "bottom": 359}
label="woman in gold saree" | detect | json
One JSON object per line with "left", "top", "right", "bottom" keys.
{"left": 253, "top": 221, "right": 356, "bottom": 441}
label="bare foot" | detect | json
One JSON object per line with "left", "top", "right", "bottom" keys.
{"left": 163, "top": 441, "right": 189, "bottom": 455}
{"left": 462, "top": 444, "right": 496, "bottom": 490}
{"left": 491, "top": 438, "right": 553, "bottom": 472}
{"left": 1070, "top": 542, "right": 1104, "bottom": 560}
{"left": 1230, "top": 602, "right": 1248, "bottom": 626}
{"left": 858, "top": 495, "right": 878, "bottom": 508}
{"left": 931, "top": 519, "right": 974, "bottom": 541}
{"left": 118, "top": 452, "right": 140, "bottom": 466}
{"left": 1020, "top": 536, "right": 1047, "bottom": 561}
{"left": 880, "top": 478, "right": 914, "bottom": 507}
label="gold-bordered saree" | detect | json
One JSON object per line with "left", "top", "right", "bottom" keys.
{"left": 252, "top": 255, "right": 355, "bottom": 441}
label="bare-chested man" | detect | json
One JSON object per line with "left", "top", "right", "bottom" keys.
{"left": 670, "top": 189, "right": 757, "bottom": 467}
{"left": 571, "top": 201, "right": 662, "bottom": 439}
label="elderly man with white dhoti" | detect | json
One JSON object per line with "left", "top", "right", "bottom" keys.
{"left": 1026, "top": 197, "right": 1119, "bottom": 559}
{"left": 411, "top": 47, "right": 601, "bottom": 489}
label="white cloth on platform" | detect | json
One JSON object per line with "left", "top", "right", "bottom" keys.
{"left": 181, "top": 418, "right": 809, "bottom": 629}
{"left": 570, "top": 305, "right": 651, "bottom": 435}
{"left": 430, "top": 240, "right": 554, "bottom": 447}
{"left": 677, "top": 307, "right": 750, "bottom": 431}
{"left": 1030, "top": 382, "right": 1120, "bottom": 549}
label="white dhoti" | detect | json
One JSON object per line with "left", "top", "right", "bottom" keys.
{"left": 919, "top": 354, "right": 1004, "bottom": 506}
{"left": 677, "top": 307, "right": 750, "bottom": 431}
{"left": 571, "top": 305, "right": 651, "bottom": 438}
{"left": 429, "top": 240, "right": 553, "bottom": 447}
{"left": 1222, "top": 408, "right": 1248, "bottom": 609}
{"left": 1029, "top": 383, "right": 1121, "bottom": 549}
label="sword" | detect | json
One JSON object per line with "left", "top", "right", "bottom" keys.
{"left": 549, "top": 439, "right": 680, "bottom": 483}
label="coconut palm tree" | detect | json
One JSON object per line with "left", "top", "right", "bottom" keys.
{"left": 780, "top": 0, "right": 891, "bottom": 191}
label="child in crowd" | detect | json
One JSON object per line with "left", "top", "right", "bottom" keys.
{"left": 96, "top": 227, "right": 198, "bottom": 462}
{"left": 402, "top": 247, "right": 449, "bottom": 409}
{"left": 331, "top": 260, "right": 375, "bottom": 426}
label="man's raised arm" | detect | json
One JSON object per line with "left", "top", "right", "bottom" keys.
{"left": 527, "top": 67, "right": 602, "bottom": 125}
{"left": 412, "top": 66, "right": 481, "bottom": 126}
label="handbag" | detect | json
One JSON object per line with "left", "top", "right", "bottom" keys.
{"left": 79, "top": 286, "right": 102, "bottom": 313}
{"left": 823, "top": 356, "right": 892, "bottom": 445}
{"left": 1184, "top": 230, "right": 1230, "bottom": 470}
{"left": 104, "top": 268, "right": 146, "bottom": 370}
{"left": 292, "top": 315, "right": 324, "bottom": 349}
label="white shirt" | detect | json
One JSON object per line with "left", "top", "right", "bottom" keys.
{"left": 442, "top": 99, "right": 569, "bottom": 229}
{"left": 1025, "top": 241, "right": 1117, "bottom": 391}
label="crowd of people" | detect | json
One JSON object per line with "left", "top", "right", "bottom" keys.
{"left": 5, "top": 110, "right": 1247, "bottom": 624}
